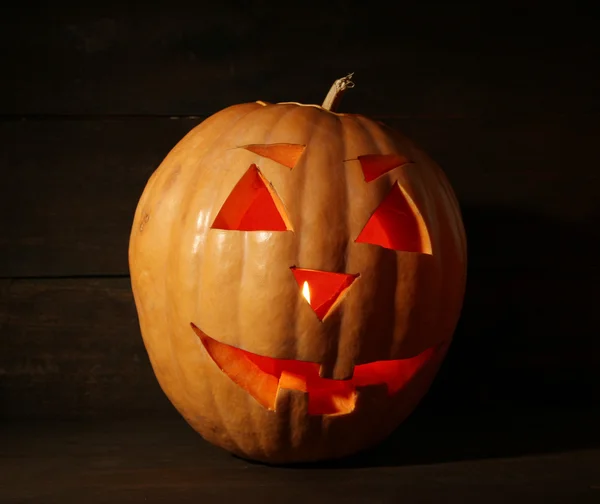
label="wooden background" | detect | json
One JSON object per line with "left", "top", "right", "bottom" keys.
{"left": 1, "top": 4, "right": 599, "bottom": 502}
{"left": 1, "top": 3, "right": 599, "bottom": 424}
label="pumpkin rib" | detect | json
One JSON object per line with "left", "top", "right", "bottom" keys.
{"left": 341, "top": 113, "right": 399, "bottom": 364}
{"left": 344, "top": 114, "right": 379, "bottom": 168}
{"left": 430, "top": 164, "right": 468, "bottom": 337}
{"left": 351, "top": 114, "right": 395, "bottom": 165}
{"left": 334, "top": 112, "right": 350, "bottom": 277}
{"left": 356, "top": 117, "right": 434, "bottom": 359}
{"left": 218, "top": 106, "right": 279, "bottom": 454}
{"left": 157, "top": 112, "right": 242, "bottom": 430}
{"left": 234, "top": 104, "right": 304, "bottom": 456}
{"left": 332, "top": 112, "right": 355, "bottom": 379}
{"left": 131, "top": 104, "right": 264, "bottom": 451}
{"left": 184, "top": 104, "right": 268, "bottom": 454}
{"left": 337, "top": 115, "right": 370, "bottom": 377}
{"left": 237, "top": 103, "right": 303, "bottom": 342}
{"left": 296, "top": 108, "right": 350, "bottom": 379}
{"left": 290, "top": 106, "right": 330, "bottom": 366}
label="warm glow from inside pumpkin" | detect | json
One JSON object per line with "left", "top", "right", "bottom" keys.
{"left": 302, "top": 281, "right": 311, "bottom": 304}
{"left": 290, "top": 267, "right": 359, "bottom": 321}
{"left": 191, "top": 323, "right": 439, "bottom": 416}
{"left": 211, "top": 164, "right": 292, "bottom": 231}
{"left": 239, "top": 143, "right": 306, "bottom": 169}
{"left": 356, "top": 182, "right": 432, "bottom": 254}
{"left": 351, "top": 153, "right": 413, "bottom": 182}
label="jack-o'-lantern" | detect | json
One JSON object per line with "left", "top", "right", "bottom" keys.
{"left": 129, "top": 75, "right": 467, "bottom": 463}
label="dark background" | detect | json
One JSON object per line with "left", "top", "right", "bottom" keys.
{"left": 1, "top": 2, "right": 599, "bottom": 503}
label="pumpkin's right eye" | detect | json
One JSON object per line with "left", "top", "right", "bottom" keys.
{"left": 355, "top": 182, "right": 432, "bottom": 254}
{"left": 211, "top": 164, "right": 292, "bottom": 231}
{"left": 349, "top": 153, "right": 412, "bottom": 182}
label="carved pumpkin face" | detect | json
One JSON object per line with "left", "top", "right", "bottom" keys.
{"left": 129, "top": 95, "right": 467, "bottom": 464}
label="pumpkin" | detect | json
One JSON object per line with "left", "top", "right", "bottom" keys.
{"left": 128, "top": 75, "right": 467, "bottom": 463}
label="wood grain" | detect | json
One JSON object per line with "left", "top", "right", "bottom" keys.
{"left": 1, "top": 4, "right": 597, "bottom": 117}
{"left": 0, "top": 277, "right": 169, "bottom": 419}
{"left": 0, "top": 412, "right": 598, "bottom": 503}
{"left": 1, "top": 116, "right": 598, "bottom": 277}
{"left": 0, "top": 117, "right": 199, "bottom": 277}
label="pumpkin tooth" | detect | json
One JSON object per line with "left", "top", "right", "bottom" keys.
{"left": 320, "top": 361, "right": 355, "bottom": 381}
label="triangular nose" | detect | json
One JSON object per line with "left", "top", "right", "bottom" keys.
{"left": 290, "top": 267, "right": 359, "bottom": 321}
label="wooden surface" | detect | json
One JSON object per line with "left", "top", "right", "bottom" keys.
{"left": 1, "top": 410, "right": 599, "bottom": 503}
{"left": 0, "top": 4, "right": 599, "bottom": 501}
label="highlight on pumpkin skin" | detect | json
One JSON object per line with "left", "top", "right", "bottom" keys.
{"left": 238, "top": 143, "right": 306, "bottom": 169}
{"left": 190, "top": 322, "right": 438, "bottom": 416}
{"left": 289, "top": 267, "right": 360, "bottom": 321}
{"left": 211, "top": 164, "right": 293, "bottom": 231}
{"left": 356, "top": 182, "right": 432, "bottom": 254}
{"left": 345, "top": 153, "right": 413, "bottom": 182}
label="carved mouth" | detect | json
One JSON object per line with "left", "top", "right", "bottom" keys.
{"left": 191, "top": 323, "right": 440, "bottom": 416}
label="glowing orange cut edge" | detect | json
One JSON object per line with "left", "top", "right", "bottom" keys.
{"left": 290, "top": 267, "right": 360, "bottom": 321}
{"left": 355, "top": 182, "right": 432, "bottom": 254}
{"left": 211, "top": 164, "right": 292, "bottom": 231}
{"left": 191, "top": 323, "right": 440, "bottom": 416}
{"left": 238, "top": 143, "right": 306, "bottom": 169}
{"left": 356, "top": 153, "right": 413, "bottom": 182}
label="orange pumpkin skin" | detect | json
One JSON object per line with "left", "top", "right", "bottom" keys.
{"left": 129, "top": 100, "right": 467, "bottom": 463}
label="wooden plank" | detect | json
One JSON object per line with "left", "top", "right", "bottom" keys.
{"left": 0, "top": 117, "right": 200, "bottom": 277}
{"left": 1, "top": 115, "right": 599, "bottom": 277}
{"left": 0, "top": 4, "right": 597, "bottom": 117}
{"left": 0, "top": 277, "right": 170, "bottom": 419}
{"left": 437, "top": 267, "right": 600, "bottom": 411}
{"left": 0, "top": 412, "right": 599, "bottom": 503}
{"left": 0, "top": 271, "right": 597, "bottom": 420}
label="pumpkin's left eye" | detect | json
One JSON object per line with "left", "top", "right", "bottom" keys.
{"left": 211, "top": 164, "right": 292, "bottom": 231}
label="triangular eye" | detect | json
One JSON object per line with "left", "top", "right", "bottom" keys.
{"left": 355, "top": 183, "right": 432, "bottom": 254}
{"left": 239, "top": 144, "right": 305, "bottom": 169}
{"left": 355, "top": 154, "right": 412, "bottom": 182}
{"left": 211, "top": 164, "right": 292, "bottom": 231}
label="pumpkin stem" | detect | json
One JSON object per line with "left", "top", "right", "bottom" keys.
{"left": 321, "top": 73, "right": 355, "bottom": 111}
